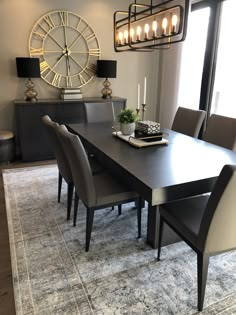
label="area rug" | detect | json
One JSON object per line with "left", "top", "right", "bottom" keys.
{"left": 3, "top": 165, "right": 236, "bottom": 315}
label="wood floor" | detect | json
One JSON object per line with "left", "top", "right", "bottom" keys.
{"left": 0, "top": 160, "right": 56, "bottom": 315}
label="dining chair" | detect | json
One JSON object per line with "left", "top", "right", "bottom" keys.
{"left": 84, "top": 101, "right": 121, "bottom": 213}
{"left": 171, "top": 106, "right": 206, "bottom": 138}
{"left": 56, "top": 124, "right": 142, "bottom": 252}
{"left": 202, "top": 114, "right": 236, "bottom": 150}
{"left": 84, "top": 102, "right": 115, "bottom": 123}
{"left": 42, "top": 115, "right": 103, "bottom": 220}
{"left": 42, "top": 115, "right": 74, "bottom": 220}
{"left": 157, "top": 164, "right": 236, "bottom": 311}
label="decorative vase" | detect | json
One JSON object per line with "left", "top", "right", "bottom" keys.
{"left": 120, "top": 122, "right": 135, "bottom": 135}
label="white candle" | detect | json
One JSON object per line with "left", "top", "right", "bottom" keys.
{"left": 143, "top": 77, "right": 147, "bottom": 104}
{"left": 137, "top": 83, "right": 140, "bottom": 109}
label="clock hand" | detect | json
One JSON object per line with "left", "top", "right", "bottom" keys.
{"left": 66, "top": 55, "right": 71, "bottom": 75}
{"left": 44, "top": 53, "right": 66, "bottom": 80}
{"left": 63, "top": 25, "right": 68, "bottom": 47}
{"left": 64, "top": 45, "right": 71, "bottom": 75}
{"left": 57, "top": 53, "right": 65, "bottom": 61}
{"left": 49, "top": 52, "right": 65, "bottom": 72}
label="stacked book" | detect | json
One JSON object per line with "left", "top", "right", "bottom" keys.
{"left": 60, "top": 88, "right": 83, "bottom": 100}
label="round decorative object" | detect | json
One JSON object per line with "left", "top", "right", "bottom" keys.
{"left": 120, "top": 122, "right": 136, "bottom": 136}
{"left": 29, "top": 10, "right": 101, "bottom": 88}
{"left": 0, "top": 131, "right": 15, "bottom": 163}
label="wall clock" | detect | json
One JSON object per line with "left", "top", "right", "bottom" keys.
{"left": 29, "top": 10, "right": 101, "bottom": 88}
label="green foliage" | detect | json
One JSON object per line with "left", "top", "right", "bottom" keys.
{"left": 118, "top": 108, "right": 139, "bottom": 124}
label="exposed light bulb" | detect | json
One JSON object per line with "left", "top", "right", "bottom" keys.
{"left": 136, "top": 26, "right": 141, "bottom": 41}
{"left": 130, "top": 28, "right": 134, "bottom": 42}
{"left": 162, "top": 18, "right": 168, "bottom": 36}
{"left": 144, "top": 23, "right": 149, "bottom": 39}
{"left": 124, "top": 30, "right": 128, "bottom": 44}
{"left": 118, "top": 31, "right": 123, "bottom": 45}
{"left": 172, "top": 15, "right": 178, "bottom": 33}
{"left": 152, "top": 20, "right": 158, "bottom": 37}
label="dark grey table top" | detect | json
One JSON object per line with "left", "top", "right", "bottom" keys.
{"left": 67, "top": 123, "right": 236, "bottom": 206}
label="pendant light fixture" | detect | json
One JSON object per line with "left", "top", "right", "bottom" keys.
{"left": 114, "top": 0, "right": 190, "bottom": 52}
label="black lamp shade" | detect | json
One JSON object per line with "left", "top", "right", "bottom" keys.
{"left": 16, "top": 57, "right": 41, "bottom": 78}
{"left": 97, "top": 60, "right": 117, "bottom": 78}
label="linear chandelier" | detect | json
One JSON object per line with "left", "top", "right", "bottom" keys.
{"left": 114, "top": 0, "right": 190, "bottom": 52}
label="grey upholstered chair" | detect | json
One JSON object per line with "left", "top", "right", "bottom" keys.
{"left": 84, "top": 102, "right": 115, "bottom": 123}
{"left": 42, "top": 115, "right": 74, "bottom": 220}
{"left": 157, "top": 164, "right": 236, "bottom": 311}
{"left": 56, "top": 124, "right": 142, "bottom": 251}
{"left": 171, "top": 107, "right": 206, "bottom": 138}
{"left": 42, "top": 115, "right": 103, "bottom": 220}
{"left": 84, "top": 101, "right": 120, "bottom": 213}
{"left": 202, "top": 114, "right": 236, "bottom": 150}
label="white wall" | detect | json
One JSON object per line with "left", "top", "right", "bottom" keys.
{"left": 0, "top": 0, "right": 160, "bottom": 131}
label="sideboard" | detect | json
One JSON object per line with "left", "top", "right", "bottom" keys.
{"left": 14, "top": 97, "right": 126, "bottom": 161}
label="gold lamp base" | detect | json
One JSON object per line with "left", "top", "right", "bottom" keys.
{"left": 25, "top": 78, "right": 38, "bottom": 102}
{"left": 101, "top": 78, "right": 112, "bottom": 99}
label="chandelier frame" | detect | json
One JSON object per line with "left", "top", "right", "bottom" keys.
{"left": 114, "top": 0, "right": 190, "bottom": 52}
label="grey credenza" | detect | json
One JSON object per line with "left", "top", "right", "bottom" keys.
{"left": 14, "top": 97, "right": 126, "bottom": 161}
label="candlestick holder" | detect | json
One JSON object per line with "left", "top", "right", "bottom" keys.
{"left": 141, "top": 104, "right": 146, "bottom": 121}
{"left": 136, "top": 108, "right": 140, "bottom": 119}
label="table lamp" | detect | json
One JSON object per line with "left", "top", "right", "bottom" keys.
{"left": 16, "top": 57, "right": 41, "bottom": 102}
{"left": 96, "top": 60, "right": 117, "bottom": 99}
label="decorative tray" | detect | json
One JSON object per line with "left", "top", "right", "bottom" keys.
{"left": 112, "top": 131, "right": 168, "bottom": 148}
{"left": 134, "top": 130, "right": 164, "bottom": 142}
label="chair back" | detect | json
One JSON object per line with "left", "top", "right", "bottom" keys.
{"left": 56, "top": 125, "right": 96, "bottom": 207}
{"left": 171, "top": 107, "right": 206, "bottom": 138}
{"left": 202, "top": 114, "right": 236, "bottom": 150}
{"left": 41, "top": 115, "right": 72, "bottom": 183}
{"left": 198, "top": 164, "right": 236, "bottom": 254}
{"left": 84, "top": 102, "right": 115, "bottom": 123}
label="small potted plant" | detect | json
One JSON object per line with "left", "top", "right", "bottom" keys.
{"left": 118, "top": 108, "right": 139, "bottom": 135}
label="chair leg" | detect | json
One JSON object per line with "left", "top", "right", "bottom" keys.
{"left": 66, "top": 182, "right": 74, "bottom": 220}
{"left": 197, "top": 253, "right": 209, "bottom": 311}
{"left": 86, "top": 208, "right": 95, "bottom": 252}
{"left": 133, "top": 198, "right": 145, "bottom": 210}
{"left": 73, "top": 192, "right": 79, "bottom": 227}
{"left": 118, "top": 204, "right": 122, "bottom": 216}
{"left": 58, "top": 173, "right": 62, "bottom": 203}
{"left": 157, "top": 216, "right": 164, "bottom": 261}
{"left": 137, "top": 197, "right": 142, "bottom": 238}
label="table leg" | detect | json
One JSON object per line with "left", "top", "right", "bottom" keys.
{"left": 147, "top": 204, "right": 160, "bottom": 249}
{"left": 147, "top": 204, "right": 181, "bottom": 249}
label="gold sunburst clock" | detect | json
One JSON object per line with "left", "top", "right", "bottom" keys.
{"left": 29, "top": 10, "right": 101, "bottom": 88}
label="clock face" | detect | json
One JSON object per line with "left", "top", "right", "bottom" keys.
{"left": 29, "top": 10, "right": 101, "bottom": 88}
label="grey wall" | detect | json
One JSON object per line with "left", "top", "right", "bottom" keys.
{"left": 157, "top": 44, "right": 183, "bottom": 129}
{"left": 0, "top": 0, "right": 162, "bottom": 131}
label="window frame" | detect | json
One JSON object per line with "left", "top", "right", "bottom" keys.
{"left": 191, "top": 0, "right": 230, "bottom": 121}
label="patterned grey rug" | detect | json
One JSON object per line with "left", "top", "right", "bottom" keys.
{"left": 3, "top": 165, "right": 236, "bottom": 315}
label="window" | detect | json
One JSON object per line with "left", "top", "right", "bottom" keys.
{"left": 210, "top": 0, "right": 236, "bottom": 118}
{"left": 177, "top": 7, "right": 210, "bottom": 110}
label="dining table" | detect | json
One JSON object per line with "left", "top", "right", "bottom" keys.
{"left": 67, "top": 122, "right": 236, "bottom": 249}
